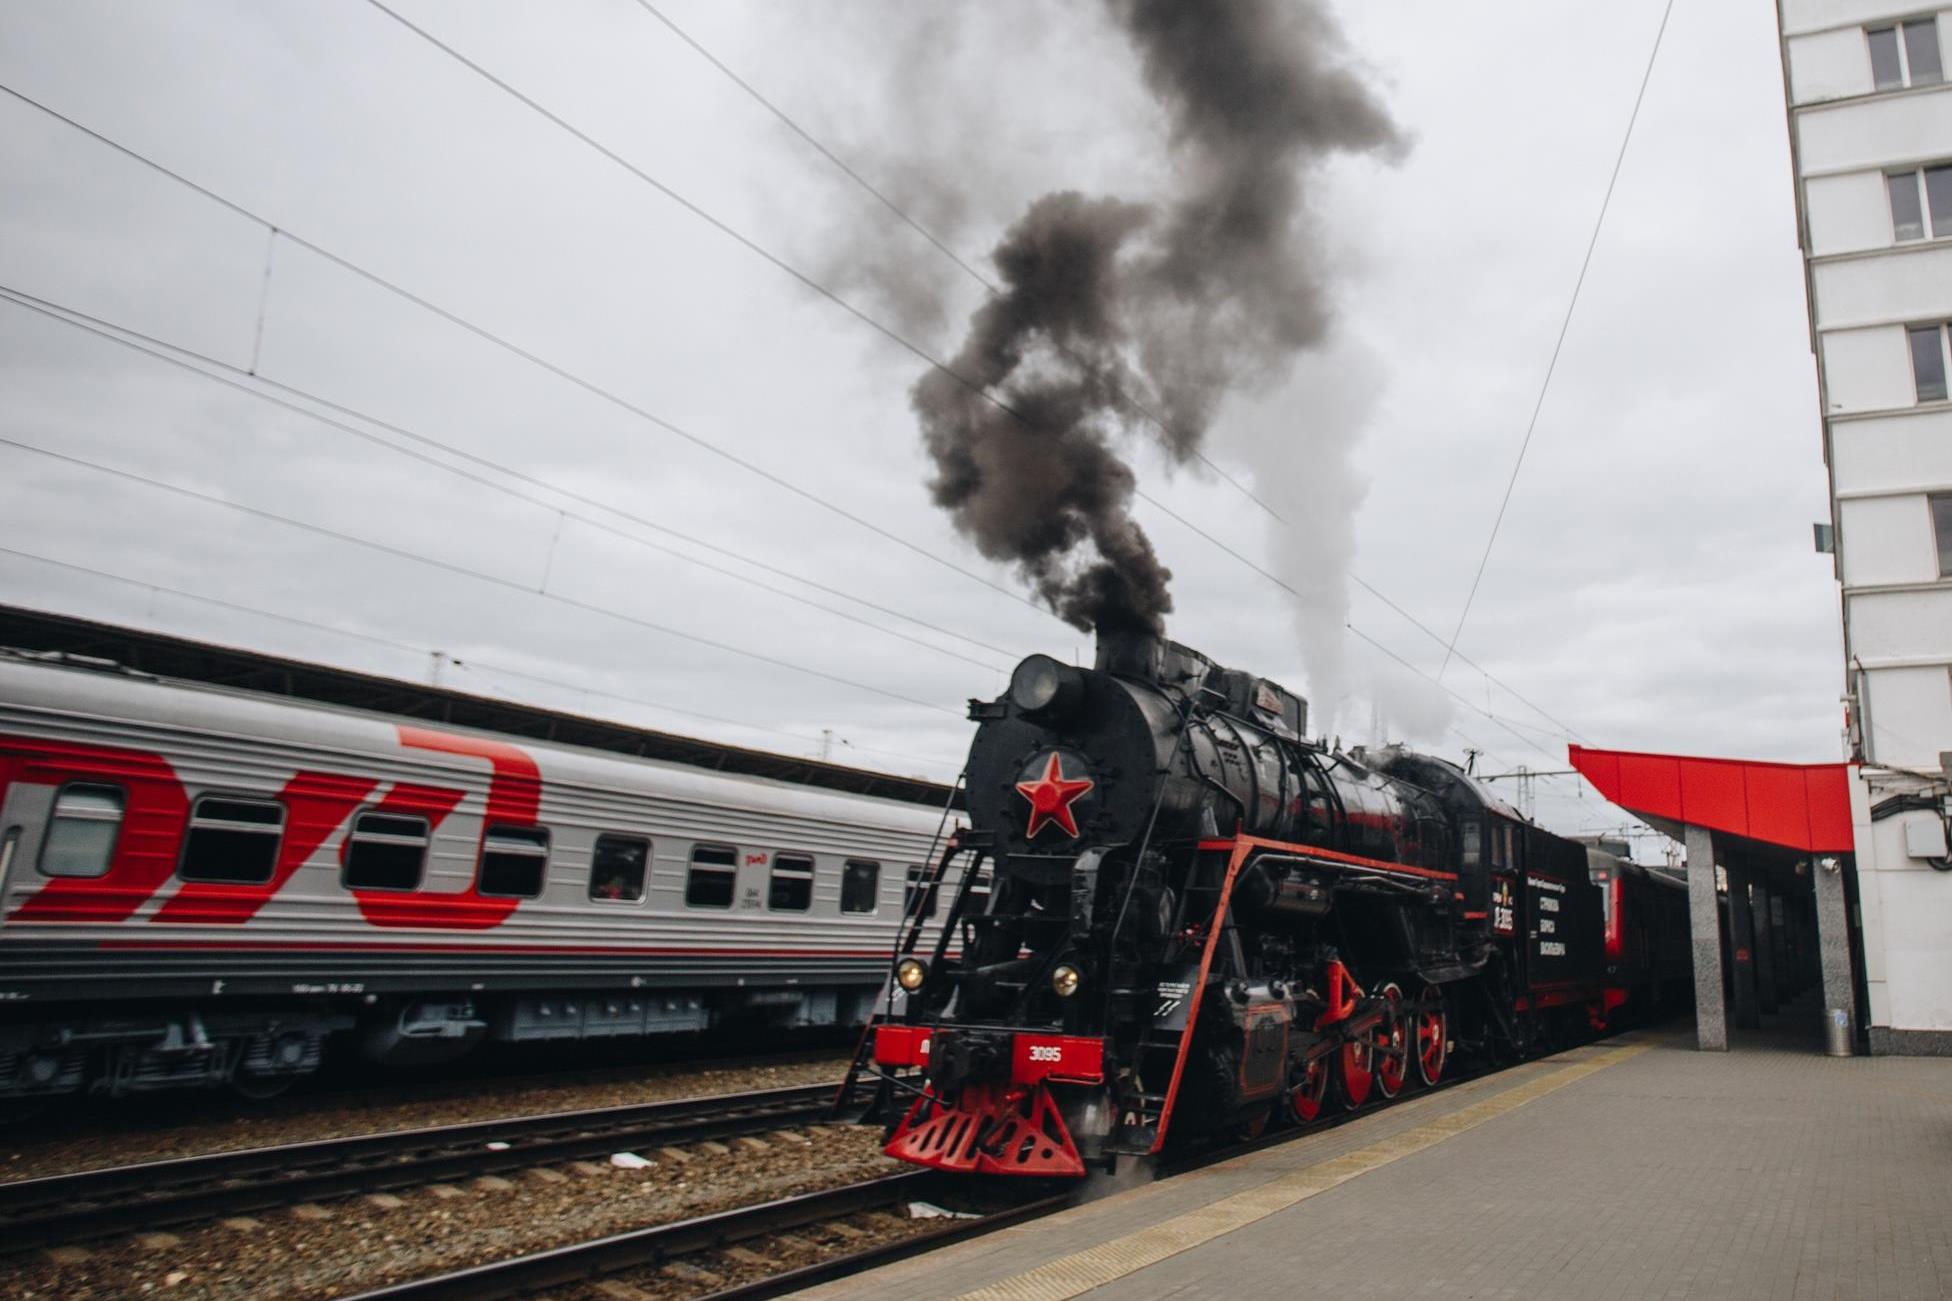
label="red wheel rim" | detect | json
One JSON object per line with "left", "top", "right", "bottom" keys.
{"left": 1289, "top": 1055, "right": 1329, "bottom": 1123}
{"left": 1339, "top": 1037, "right": 1373, "bottom": 1109}
{"left": 1415, "top": 983, "right": 1448, "bottom": 1087}
{"left": 1375, "top": 983, "right": 1408, "bottom": 1098}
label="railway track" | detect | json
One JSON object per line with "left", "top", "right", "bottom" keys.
{"left": 342, "top": 1170, "right": 1070, "bottom": 1301}
{"left": 0, "top": 1080, "right": 858, "bottom": 1249}
{"left": 332, "top": 1054, "right": 1528, "bottom": 1300}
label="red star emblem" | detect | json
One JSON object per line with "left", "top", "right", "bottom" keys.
{"left": 1016, "top": 752, "right": 1094, "bottom": 839}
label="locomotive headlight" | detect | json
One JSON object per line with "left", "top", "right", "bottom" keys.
{"left": 895, "top": 957, "right": 929, "bottom": 992}
{"left": 1009, "top": 654, "right": 1083, "bottom": 719}
{"left": 1051, "top": 964, "right": 1082, "bottom": 998}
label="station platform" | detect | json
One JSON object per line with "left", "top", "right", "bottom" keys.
{"left": 795, "top": 1018, "right": 1952, "bottom": 1299}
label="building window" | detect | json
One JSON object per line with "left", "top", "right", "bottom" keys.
{"left": 178, "top": 795, "right": 284, "bottom": 884}
{"left": 1909, "top": 324, "right": 1949, "bottom": 402}
{"left": 589, "top": 834, "right": 648, "bottom": 902}
{"left": 1888, "top": 166, "right": 1952, "bottom": 242}
{"left": 38, "top": 784, "right": 124, "bottom": 878}
{"left": 840, "top": 859, "right": 880, "bottom": 914}
{"left": 343, "top": 812, "right": 430, "bottom": 891}
{"left": 768, "top": 852, "right": 814, "bottom": 911}
{"left": 904, "top": 864, "right": 938, "bottom": 921}
{"left": 1870, "top": 19, "right": 1943, "bottom": 90}
{"left": 685, "top": 843, "right": 737, "bottom": 908}
{"left": 478, "top": 825, "right": 548, "bottom": 898}
{"left": 1932, "top": 495, "right": 1952, "bottom": 577}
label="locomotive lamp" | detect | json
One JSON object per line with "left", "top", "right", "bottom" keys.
{"left": 1051, "top": 963, "right": 1082, "bottom": 997}
{"left": 895, "top": 957, "right": 929, "bottom": 992}
{"left": 1009, "top": 654, "right": 1084, "bottom": 720}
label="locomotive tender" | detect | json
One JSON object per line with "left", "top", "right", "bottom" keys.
{"left": 868, "top": 632, "right": 1686, "bottom": 1176}
{"left": 0, "top": 651, "right": 969, "bottom": 1102}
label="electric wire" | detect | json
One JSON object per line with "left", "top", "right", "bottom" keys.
{"left": 0, "top": 81, "right": 1053, "bottom": 626}
{"left": 1437, "top": 0, "right": 1677, "bottom": 678}
{"left": 0, "top": 434, "right": 962, "bottom": 717}
{"left": 0, "top": 544, "right": 955, "bottom": 774}
{"left": 6, "top": 64, "right": 1545, "bottom": 758}
{"left": 0, "top": 282, "right": 1009, "bottom": 672}
{"left": 4, "top": 64, "right": 1583, "bottom": 764}
{"left": 628, "top": 0, "right": 1587, "bottom": 744}
{"left": 372, "top": 3, "right": 1587, "bottom": 750}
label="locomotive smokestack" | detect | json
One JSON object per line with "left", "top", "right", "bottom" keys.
{"left": 912, "top": 0, "right": 1403, "bottom": 635}
{"left": 1094, "top": 627, "right": 1163, "bottom": 682}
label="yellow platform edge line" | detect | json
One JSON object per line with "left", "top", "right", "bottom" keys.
{"left": 953, "top": 1041, "right": 1654, "bottom": 1301}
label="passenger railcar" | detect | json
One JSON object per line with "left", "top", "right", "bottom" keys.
{"left": 863, "top": 632, "right": 1681, "bottom": 1177}
{"left": 0, "top": 652, "right": 967, "bottom": 1101}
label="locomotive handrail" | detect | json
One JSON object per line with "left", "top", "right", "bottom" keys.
{"left": 1103, "top": 692, "right": 1200, "bottom": 977}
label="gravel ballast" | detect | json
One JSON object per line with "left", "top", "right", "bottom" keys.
{"left": 1, "top": 1055, "right": 851, "bottom": 1183}
{"left": 9, "top": 1123, "right": 901, "bottom": 1300}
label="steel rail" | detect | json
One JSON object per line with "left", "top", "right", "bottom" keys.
{"left": 0, "top": 1080, "right": 855, "bottom": 1248}
{"left": 344, "top": 1170, "right": 1069, "bottom": 1301}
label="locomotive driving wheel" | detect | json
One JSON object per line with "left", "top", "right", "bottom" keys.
{"left": 1415, "top": 982, "right": 1449, "bottom": 1087}
{"left": 1374, "top": 983, "right": 1409, "bottom": 1099}
{"left": 1287, "top": 1053, "right": 1330, "bottom": 1123}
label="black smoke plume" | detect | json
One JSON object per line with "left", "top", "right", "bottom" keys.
{"left": 913, "top": 0, "right": 1402, "bottom": 634}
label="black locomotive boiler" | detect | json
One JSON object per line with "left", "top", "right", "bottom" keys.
{"left": 865, "top": 631, "right": 1675, "bottom": 1176}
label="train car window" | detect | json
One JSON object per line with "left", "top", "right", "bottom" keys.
{"left": 768, "top": 853, "right": 815, "bottom": 911}
{"left": 479, "top": 825, "right": 549, "bottom": 898}
{"left": 685, "top": 843, "right": 738, "bottom": 908}
{"left": 38, "top": 784, "right": 124, "bottom": 878}
{"left": 1460, "top": 818, "right": 1481, "bottom": 869}
{"left": 589, "top": 834, "right": 649, "bottom": 902}
{"left": 904, "top": 864, "right": 938, "bottom": 920}
{"left": 840, "top": 859, "right": 880, "bottom": 914}
{"left": 343, "top": 812, "right": 429, "bottom": 891}
{"left": 178, "top": 795, "right": 284, "bottom": 884}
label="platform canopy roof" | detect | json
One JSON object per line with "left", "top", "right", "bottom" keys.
{"left": 1568, "top": 745, "right": 1854, "bottom": 856}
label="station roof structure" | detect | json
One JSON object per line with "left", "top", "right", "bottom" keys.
{"left": 1568, "top": 744, "right": 1854, "bottom": 857}
{"left": 0, "top": 603, "right": 961, "bottom": 810}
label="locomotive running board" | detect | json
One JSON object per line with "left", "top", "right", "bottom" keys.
{"left": 1113, "top": 833, "right": 1461, "bottom": 1157}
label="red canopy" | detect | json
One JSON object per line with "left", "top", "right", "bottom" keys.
{"left": 1568, "top": 745, "right": 1854, "bottom": 854}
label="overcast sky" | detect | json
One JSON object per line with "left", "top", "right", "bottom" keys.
{"left": 0, "top": 1, "right": 1841, "bottom": 857}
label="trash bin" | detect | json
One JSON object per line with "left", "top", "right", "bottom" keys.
{"left": 1825, "top": 1007, "right": 1852, "bottom": 1057}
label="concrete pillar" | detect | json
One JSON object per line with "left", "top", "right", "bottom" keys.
{"left": 1727, "top": 863, "right": 1761, "bottom": 1031}
{"left": 1812, "top": 856, "right": 1857, "bottom": 1055}
{"left": 1685, "top": 824, "right": 1727, "bottom": 1051}
{"left": 1753, "top": 881, "right": 1779, "bottom": 1016}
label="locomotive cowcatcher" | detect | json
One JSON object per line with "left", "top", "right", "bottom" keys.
{"left": 860, "top": 631, "right": 1665, "bottom": 1177}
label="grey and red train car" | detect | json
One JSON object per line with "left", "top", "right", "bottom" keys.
{"left": 0, "top": 651, "right": 968, "bottom": 1101}
{"left": 866, "top": 632, "right": 1685, "bottom": 1176}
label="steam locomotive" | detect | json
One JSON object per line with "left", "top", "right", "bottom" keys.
{"left": 865, "top": 632, "right": 1686, "bottom": 1176}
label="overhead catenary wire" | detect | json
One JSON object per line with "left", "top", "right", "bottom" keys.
{"left": 0, "top": 543, "right": 958, "bottom": 776}
{"left": 1437, "top": 0, "right": 1677, "bottom": 678}
{"left": 1, "top": 74, "right": 1576, "bottom": 769}
{"left": 628, "top": 0, "right": 1587, "bottom": 745}
{"left": 0, "top": 282, "right": 1009, "bottom": 673}
{"left": 0, "top": 433, "right": 963, "bottom": 718}
{"left": 0, "top": 82, "right": 1056, "bottom": 630}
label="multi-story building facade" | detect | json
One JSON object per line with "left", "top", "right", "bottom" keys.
{"left": 1779, "top": 1, "right": 1952, "bottom": 1053}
